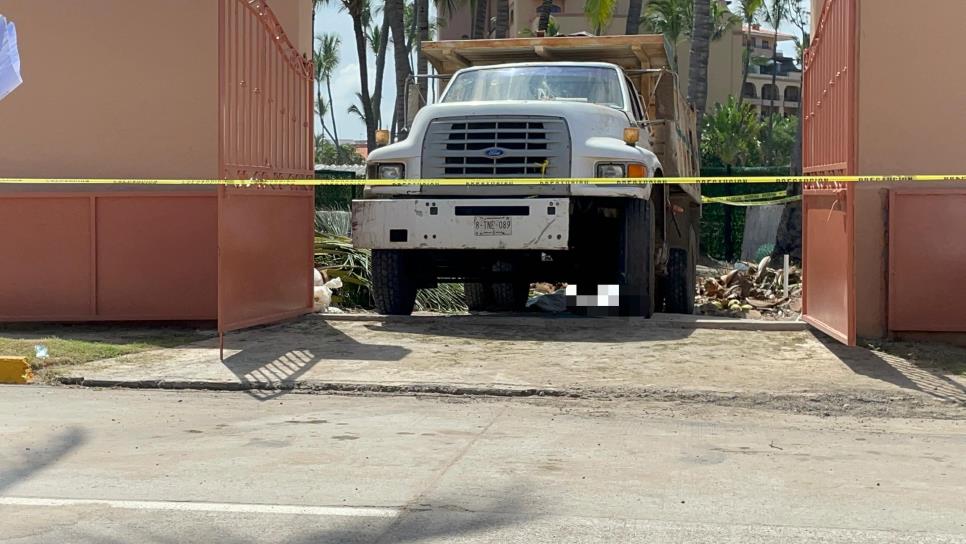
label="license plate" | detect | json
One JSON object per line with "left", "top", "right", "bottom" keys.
{"left": 474, "top": 216, "right": 512, "bottom": 236}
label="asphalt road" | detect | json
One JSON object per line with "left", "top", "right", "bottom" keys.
{"left": 1, "top": 386, "right": 964, "bottom": 543}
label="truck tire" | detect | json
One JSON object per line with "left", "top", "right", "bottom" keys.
{"left": 663, "top": 226, "right": 697, "bottom": 314}
{"left": 371, "top": 250, "right": 417, "bottom": 315}
{"left": 621, "top": 198, "right": 655, "bottom": 317}
{"left": 464, "top": 282, "right": 490, "bottom": 311}
{"left": 491, "top": 281, "right": 530, "bottom": 311}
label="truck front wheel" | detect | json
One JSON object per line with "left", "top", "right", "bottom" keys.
{"left": 621, "top": 198, "right": 656, "bottom": 317}
{"left": 371, "top": 250, "right": 417, "bottom": 315}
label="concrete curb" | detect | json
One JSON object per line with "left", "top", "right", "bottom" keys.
{"left": 57, "top": 377, "right": 578, "bottom": 398}
{"left": 56, "top": 376, "right": 963, "bottom": 418}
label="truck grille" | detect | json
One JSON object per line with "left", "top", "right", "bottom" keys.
{"left": 421, "top": 116, "right": 571, "bottom": 178}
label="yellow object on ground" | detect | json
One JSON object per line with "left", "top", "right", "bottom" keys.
{"left": 0, "top": 356, "right": 32, "bottom": 384}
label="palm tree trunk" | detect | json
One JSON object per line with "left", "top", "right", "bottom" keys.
{"left": 723, "top": 164, "right": 734, "bottom": 262}
{"left": 416, "top": 0, "right": 429, "bottom": 108}
{"left": 765, "top": 28, "right": 780, "bottom": 163}
{"left": 495, "top": 0, "right": 509, "bottom": 38}
{"left": 387, "top": 0, "right": 411, "bottom": 140}
{"left": 472, "top": 0, "right": 488, "bottom": 39}
{"left": 350, "top": 10, "right": 377, "bottom": 150}
{"left": 316, "top": 85, "right": 327, "bottom": 142}
{"left": 325, "top": 78, "right": 344, "bottom": 161}
{"left": 687, "top": 0, "right": 712, "bottom": 136}
{"left": 371, "top": 13, "right": 392, "bottom": 130}
{"left": 625, "top": 0, "right": 644, "bottom": 35}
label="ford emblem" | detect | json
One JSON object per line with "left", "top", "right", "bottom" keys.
{"left": 483, "top": 147, "right": 506, "bottom": 158}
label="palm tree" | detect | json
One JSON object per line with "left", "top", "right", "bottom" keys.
{"left": 734, "top": 0, "right": 763, "bottom": 107}
{"left": 644, "top": 0, "right": 690, "bottom": 68}
{"left": 318, "top": 0, "right": 378, "bottom": 150}
{"left": 368, "top": 7, "right": 392, "bottom": 131}
{"left": 495, "top": 0, "right": 510, "bottom": 38}
{"left": 762, "top": 0, "right": 791, "bottom": 163}
{"left": 772, "top": 0, "right": 809, "bottom": 261}
{"left": 315, "top": 33, "right": 343, "bottom": 160}
{"left": 687, "top": 0, "right": 712, "bottom": 132}
{"left": 625, "top": 0, "right": 648, "bottom": 34}
{"left": 386, "top": 0, "right": 411, "bottom": 140}
{"left": 585, "top": 0, "right": 619, "bottom": 35}
{"left": 415, "top": 0, "right": 429, "bottom": 107}
{"left": 703, "top": 96, "right": 762, "bottom": 261}
{"left": 347, "top": 92, "right": 370, "bottom": 125}
{"left": 710, "top": 0, "right": 740, "bottom": 40}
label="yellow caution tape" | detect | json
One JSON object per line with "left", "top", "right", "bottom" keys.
{"left": 703, "top": 194, "right": 802, "bottom": 207}
{"left": 701, "top": 190, "right": 790, "bottom": 203}
{"left": 1, "top": 175, "right": 965, "bottom": 186}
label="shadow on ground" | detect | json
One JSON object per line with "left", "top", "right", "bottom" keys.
{"left": 819, "top": 334, "right": 966, "bottom": 404}
{"left": 66, "top": 485, "right": 535, "bottom": 544}
{"left": 0, "top": 427, "right": 86, "bottom": 493}
{"left": 220, "top": 316, "right": 411, "bottom": 401}
{"left": 358, "top": 314, "right": 696, "bottom": 343}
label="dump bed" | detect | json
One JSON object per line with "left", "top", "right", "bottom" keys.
{"left": 421, "top": 35, "right": 700, "bottom": 179}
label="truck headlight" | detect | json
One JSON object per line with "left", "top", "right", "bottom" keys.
{"left": 596, "top": 164, "right": 625, "bottom": 178}
{"left": 376, "top": 164, "right": 404, "bottom": 180}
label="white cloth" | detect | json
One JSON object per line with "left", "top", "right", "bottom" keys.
{"left": 0, "top": 15, "right": 23, "bottom": 101}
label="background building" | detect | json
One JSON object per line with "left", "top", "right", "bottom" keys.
{"left": 437, "top": 1, "right": 801, "bottom": 117}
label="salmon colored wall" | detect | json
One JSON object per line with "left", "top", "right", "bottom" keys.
{"left": 0, "top": 0, "right": 219, "bottom": 179}
{"left": 268, "top": 0, "right": 314, "bottom": 55}
{"left": 0, "top": 192, "right": 218, "bottom": 321}
{"left": 852, "top": 181, "right": 966, "bottom": 337}
{"left": 856, "top": 0, "right": 966, "bottom": 176}
{"left": 850, "top": 0, "right": 966, "bottom": 336}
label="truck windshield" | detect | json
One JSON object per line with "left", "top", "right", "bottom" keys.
{"left": 442, "top": 66, "right": 624, "bottom": 108}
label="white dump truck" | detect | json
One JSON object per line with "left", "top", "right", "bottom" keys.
{"left": 351, "top": 35, "right": 701, "bottom": 316}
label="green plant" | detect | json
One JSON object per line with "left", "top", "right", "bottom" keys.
{"left": 313, "top": 218, "right": 468, "bottom": 313}
{"left": 702, "top": 95, "right": 762, "bottom": 170}
{"left": 754, "top": 243, "right": 775, "bottom": 262}
{"left": 584, "top": 0, "right": 618, "bottom": 35}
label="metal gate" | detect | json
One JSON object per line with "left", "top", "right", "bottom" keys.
{"left": 217, "top": 0, "right": 314, "bottom": 340}
{"left": 801, "top": 0, "right": 857, "bottom": 345}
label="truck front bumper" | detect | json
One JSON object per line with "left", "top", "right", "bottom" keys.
{"left": 351, "top": 198, "right": 569, "bottom": 250}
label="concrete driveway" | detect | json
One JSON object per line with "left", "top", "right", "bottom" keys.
{"left": 60, "top": 314, "right": 966, "bottom": 417}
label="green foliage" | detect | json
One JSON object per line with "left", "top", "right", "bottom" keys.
{"left": 698, "top": 168, "right": 786, "bottom": 261}
{"left": 584, "top": 0, "right": 619, "bottom": 35}
{"left": 313, "top": 209, "right": 468, "bottom": 313}
{"left": 754, "top": 243, "right": 775, "bottom": 262}
{"left": 643, "top": 0, "right": 690, "bottom": 67}
{"left": 702, "top": 96, "right": 762, "bottom": 168}
{"left": 763, "top": 115, "right": 797, "bottom": 166}
{"left": 710, "top": 1, "right": 741, "bottom": 40}
{"left": 316, "top": 137, "right": 365, "bottom": 165}
{"left": 519, "top": 15, "right": 560, "bottom": 37}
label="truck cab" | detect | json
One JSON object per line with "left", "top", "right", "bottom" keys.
{"left": 351, "top": 35, "right": 700, "bottom": 316}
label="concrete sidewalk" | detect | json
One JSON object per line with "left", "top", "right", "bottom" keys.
{"left": 59, "top": 314, "right": 966, "bottom": 415}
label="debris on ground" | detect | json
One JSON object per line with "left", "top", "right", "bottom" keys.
{"left": 527, "top": 288, "right": 568, "bottom": 313}
{"left": 313, "top": 268, "right": 344, "bottom": 313}
{"left": 696, "top": 255, "right": 802, "bottom": 320}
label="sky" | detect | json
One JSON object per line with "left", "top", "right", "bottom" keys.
{"left": 315, "top": 1, "right": 806, "bottom": 143}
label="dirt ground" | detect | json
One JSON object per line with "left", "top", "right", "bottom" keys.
{"left": 58, "top": 314, "right": 966, "bottom": 419}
